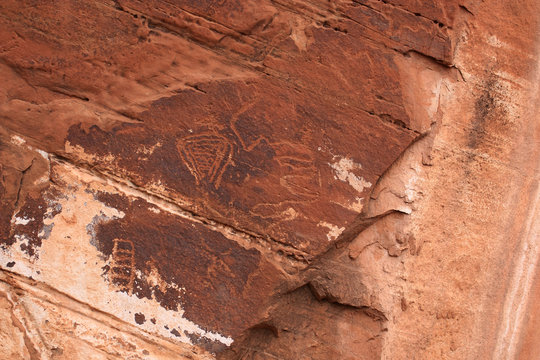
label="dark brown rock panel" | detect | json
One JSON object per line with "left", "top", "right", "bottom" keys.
{"left": 91, "top": 188, "right": 280, "bottom": 340}
{"left": 0, "top": 0, "right": 474, "bottom": 358}
{"left": 64, "top": 78, "right": 416, "bottom": 254}
{"left": 0, "top": 129, "right": 52, "bottom": 254}
{"left": 0, "top": 0, "right": 446, "bottom": 257}
{"left": 0, "top": 152, "right": 286, "bottom": 350}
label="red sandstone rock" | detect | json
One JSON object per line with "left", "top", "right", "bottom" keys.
{"left": 1, "top": 0, "right": 539, "bottom": 359}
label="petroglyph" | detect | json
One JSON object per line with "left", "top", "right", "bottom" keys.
{"left": 177, "top": 133, "right": 233, "bottom": 189}
{"left": 250, "top": 203, "right": 300, "bottom": 220}
{"left": 275, "top": 155, "right": 313, "bottom": 170}
{"left": 280, "top": 175, "right": 318, "bottom": 199}
{"left": 109, "top": 238, "right": 136, "bottom": 294}
{"left": 273, "top": 143, "right": 320, "bottom": 199}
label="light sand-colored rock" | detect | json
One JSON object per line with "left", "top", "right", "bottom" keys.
{"left": 1, "top": 0, "right": 539, "bottom": 359}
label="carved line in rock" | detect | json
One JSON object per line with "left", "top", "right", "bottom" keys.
{"left": 177, "top": 133, "right": 234, "bottom": 189}
{"left": 109, "top": 238, "right": 136, "bottom": 295}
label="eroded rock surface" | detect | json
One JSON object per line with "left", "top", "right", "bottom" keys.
{"left": 1, "top": 0, "right": 539, "bottom": 359}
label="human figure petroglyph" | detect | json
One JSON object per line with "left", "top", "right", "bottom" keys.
{"left": 177, "top": 133, "right": 233, "bottom": 189}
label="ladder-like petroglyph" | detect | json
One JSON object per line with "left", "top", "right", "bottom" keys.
{"left": 177, "top": 133, "right": 233, "bottom": 189}
{"left": 109, "top": 239, "right": 136, "bottom": 294}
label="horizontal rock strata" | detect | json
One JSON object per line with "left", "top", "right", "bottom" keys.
{"left": 1, "top": 0, "right": 539, "bottom": 359}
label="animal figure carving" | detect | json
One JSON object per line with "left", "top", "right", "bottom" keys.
{"left": 177, "top": 133, "right": 233, "bottom": 189}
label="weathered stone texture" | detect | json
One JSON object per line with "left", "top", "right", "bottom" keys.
{"left": 1, "top": 0, "right": 539, "bottom": 359}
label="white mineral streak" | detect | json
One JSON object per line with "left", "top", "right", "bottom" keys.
{"left": 10, "top": 135, "right": 25, "bottom": 145}
{"left": 318, "top": 221, "right": 345, "bottom": 241}
{"left": 12, "top": 216, "right": 33, "bottom": 225}
{"left": 349, "top": 197, "right": 364, "bottom": 212}
{"left": 329, "top": 157, "right": 372, "bottom": 193}
{"left": 493, "top": 31, "right": 540, "bottom": 360}
{"left": 0, "top": 164, "right": 233, "bottom": 347}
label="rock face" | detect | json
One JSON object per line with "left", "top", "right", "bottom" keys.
{"left": 0, "top": 0, "right": 539, "bottom": 359}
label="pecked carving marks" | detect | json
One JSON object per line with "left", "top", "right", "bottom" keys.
{"left": 64, "top": 76, "right": 418, "bottom": 255}
{"left": 177, "top": 134, "right": 233, "bottom": 189}
{"left": 91, "top": 190, "right": 280, "bottom": 341}
{"left": 109, "top": 238, "right": 136, "bottom": 294}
